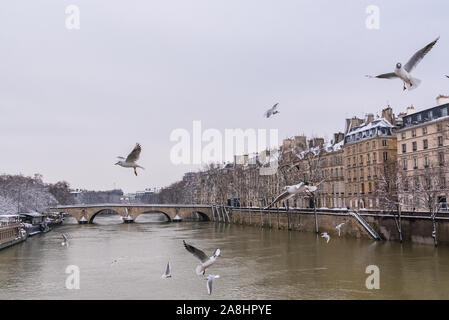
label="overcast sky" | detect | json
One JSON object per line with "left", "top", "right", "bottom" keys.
{"left": 1, "top": 0, "right": 448, "bottom": 193}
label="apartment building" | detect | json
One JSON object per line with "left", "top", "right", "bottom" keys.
{"left": 396, "top": 96, "right": 449, "bottom": 211}
{"left": 343, "top": 107, "right": 398, "bottom": 209}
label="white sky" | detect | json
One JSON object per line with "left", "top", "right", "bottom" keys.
{"left": 1, "top": 0, "right": 448, "bottom": 193}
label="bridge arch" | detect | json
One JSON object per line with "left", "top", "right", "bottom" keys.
{"left": 133, "top": 210, "right": 172, "bottom": 222}
{"left": 89, "top": 208, "right": 122, "bottom": 224}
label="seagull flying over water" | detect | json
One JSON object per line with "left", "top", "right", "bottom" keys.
{"left": 183, "top": 240, "right": 221, "bottom": 276}
{"left": 321, "top": 232, "right": 330, "bottom": 243}
{"left": 264, "top": 182, "right": 318, "bottom": 209}
{"left": 263, "top": 103, "right": 280, "bottom": 119}
{"left": 335, "top": 223, "right": 345, "bottom": 237}
{"left": 61, "top": 234, "right": 69, "bottom": 247}
{"left": 161, "top": 261, "right": 172, "bottom": 278}
{"left": 206, "top": 274, "right": 220, "bottom": 295}
{"left": 366, "top": 37, "right": 439, "bottom": 91}
{"left": 115, "top": 143, "right": 145, "bottom": 176}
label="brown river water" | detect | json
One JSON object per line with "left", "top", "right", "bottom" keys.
{"left": 0, "top": 213, "right": 448, "bottom": 299}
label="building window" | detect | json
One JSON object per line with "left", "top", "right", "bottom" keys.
{"left": 413, "top": 158, "right": 418, "bottom": 169}
{"left": 438, "top": 136, "right": 443, "bottom": 147}
{"left": 372, "top": 141, "right": 376, "bottom": 148}
{"left": 439, "top": 152, "right": 445, "bottom": 166}
{"left": 424, "top": 156, "right": 429, "bottom": 168}
{"left": 366, "top": 142, "right": 370, "bottom": 151}
{"left": 412, "top": 141, "right": 417, "bottom": 151}
{"left": 401, "top": 132, "right": 406, "bottom": 139}
{"left": 423, "top": 139, "right": 428, "bottom": 150}
{"left": 382, "top": 140, "right": 387, "bottom": 147}
{"left": 437, "top": 123, "right": 443, "bottom": 132}
{"left": 412, "top": 129, "right": 416, "bottom": 137}
{"left": 402, "top": 159, "right": 407, "bottom": 170}
{"left": 383, "top": 152, "right": 388, "bottom": 162}
{"left": 422, "top": 127, "right": 427, "bottom": 135}
{"left": 441, "top": 177, "right": 446, "bottom": 189}
{"left": 373, "top": 152, "right": 377, "bottom": 163}
{"left": 360, "top": 155, "right": 363, "bottom": 165}
{"left": 402, "top": 144, "right": 406, "bottom": 153}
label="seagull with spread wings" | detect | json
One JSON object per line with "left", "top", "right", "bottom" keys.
{"left": 321, "top": 232, "right": 330, "bottom": 243}
{"left": 264, "top": 182, "right": 318, "bottom": 209}
{"left": 264, "top": 103, "right": 280, "bottom": 119}
{"left": 115, "top": 143, "right": 145, "bottom": 176}
{"left": 183, "top": 240, "right": 221, "bottom": 276}
{"left": 366, "top": 37, "right": 440, "bottom": 91}
{"left": 335, "top": 223, "right": 345, "bottom": 237}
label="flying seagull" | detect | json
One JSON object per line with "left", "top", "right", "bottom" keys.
{"left": 183, "top": 240, "right": 221, "bottom": 276}
{"left": 366, "top": 37, "right": 440, "bottom": 91}
{"left": 264, "top": 182, "right": 317, "bottom": 209}
{"left": 61, "top": 234, "right": 69, "bottom": 247}
{"left": 321, "top": 232, "right": 330, "bottom": 243}
{"left": 161, "top": 261, "right": 172, "bottom": 278}
{"left": 115, "top": 143, "right": 145, "bottom": 176}
{"left": 335, "top": 223, "right": 345, "bottom": 237}
{"left": 446, "top": 75, "right": 449, "bottom": 78}
{"left": 206, "top": 274, "right": 220, "bottom": 295}
{"left": 264, "top": 103, "right": 280, "bottom": 119}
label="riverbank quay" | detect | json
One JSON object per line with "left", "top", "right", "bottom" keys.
{"left": 0, "top": 215, "right": 27, "bottom": 250}
{"left": 217, "top": 206, "right": 449, "bottom": 245}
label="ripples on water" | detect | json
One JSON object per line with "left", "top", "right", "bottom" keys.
{"left": 1, "top": 213, "right": 448, "bottom": 299}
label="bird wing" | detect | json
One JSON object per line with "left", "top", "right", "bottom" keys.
{"left": 207, "top": 277, "right": 213, "bottom": 295}
{"left": 183, "top": 240, "right": 208, "bottom": 262}
{"left": 117, "top": 156, "right": 126, "bottom": 160}
{"left": 366, "top": 73, "right": 398, "bottom": 79}
{"left": 165, "top": 262, "right": 171, "bottom": 275}
{"left": 272, "top": 103, "right": 279, "bottom": 111}
{"left": 125, "top": 143, "right": 142, "bottom": 163}
{"left": 213, "top": 248, "right": 221, "bottom": 258}
{"left": 62, "top": 234, "right": 68, "bottom": 241}
{"left": 264, "top": 190, "right": 289, "bottom": 209}
{"left": 404, "top": 37, "right": 439, "bottom": 72}
{"left": 446, "top": 75, "right": 449, "bottom": 78}
{"left": 264, "top": 109, "right": 272, "bottom": 118}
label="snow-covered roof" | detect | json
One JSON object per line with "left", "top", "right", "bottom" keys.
{"left": 345, "top": 118, "right": 394, "bottom": 144}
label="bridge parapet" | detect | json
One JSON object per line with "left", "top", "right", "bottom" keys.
{"left": 48, "top": 204, "right": 214, "bottom": 224}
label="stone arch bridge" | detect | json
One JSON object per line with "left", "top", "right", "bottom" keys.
{"left": 47, "top": 204, "right": 224, "bottom": 224}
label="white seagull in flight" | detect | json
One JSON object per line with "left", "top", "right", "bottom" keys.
{"left": 161, "top": 261, "right": 172, "bottom": 278}
{"left": 366, "top": 37, "right": 439, "bottom": 91}
{"left": 264, "top": 182, "right": 317, "bottom": 209}
{"left": 206, "top": 274, "right": 220, "bottom": 295}
{"left": 115, "top": 143, "right": 145, "bottom": 176}
{"left": 183, "top": 240, "right": 221, "bottom": 276}
{"left": 61, "top": 234, "right": 69, "bottom": 247}
{"left": 335, "top": 223, "right": 345, "bottom": 237}
{"left": 321, "top": 232, "right": 330, "bottom": 243}
{"left": 264, "top": 103, "right": 280, "bottom": 119}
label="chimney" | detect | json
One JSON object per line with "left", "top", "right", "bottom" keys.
{"left": 436, "top": 95, "right": 449, "bottom": 106}
{"left": 381, "top": 107, "right": 394, "bottom": 125}
{"left": 366, "top": 113, "right": 374, "bottom": 124}
{"left": 406, "top": 105, "right": 415, "bottom": 115}
{"left": 333, "top": 132, "right": 344, "bottom": 144}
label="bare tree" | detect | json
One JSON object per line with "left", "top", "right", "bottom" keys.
{"left": 376, "top": 162, "right": 404, "bottom": 242}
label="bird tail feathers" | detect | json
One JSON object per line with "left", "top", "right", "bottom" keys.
{"left": 406, "top": 77, "right": 421, "bottom": 90}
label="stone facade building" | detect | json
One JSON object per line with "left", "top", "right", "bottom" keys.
{"left": 343, "top": 107, "right": 398, "bottom": 209}
{"left": 396, "top": 97, "right": 449, "bottom": 211}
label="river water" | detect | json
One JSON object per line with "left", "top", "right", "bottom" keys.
{"left": 1, "top": 213, "right": 448, "bottom": 299}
